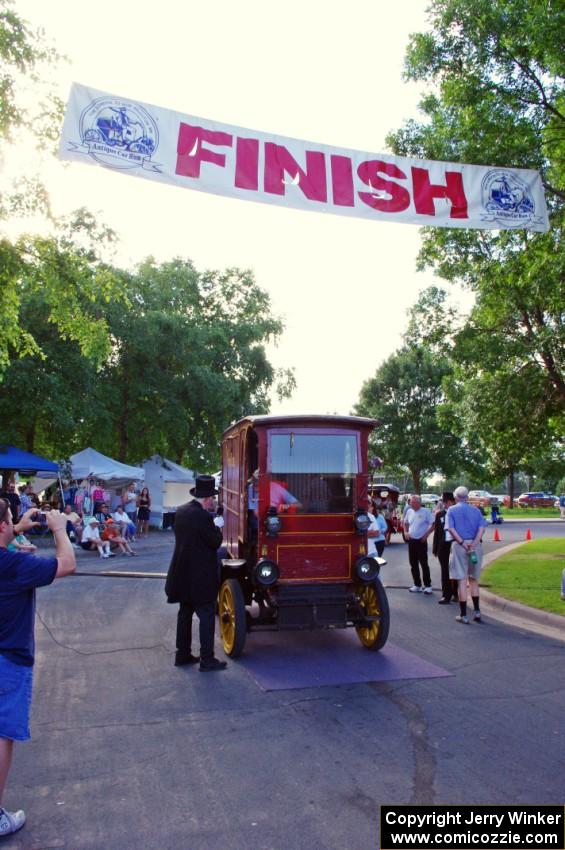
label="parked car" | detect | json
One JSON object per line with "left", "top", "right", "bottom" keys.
{"left": 420, "top": 493, "right": 440, "bottom": 506}
{"left": 515, "top": 492, "right": 557, "bottom": 508}
{"left": 468, "top": 489, "right": 500, "bottom": 507}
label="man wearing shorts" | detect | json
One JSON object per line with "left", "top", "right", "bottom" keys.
{"left": 0, "top": 501, "right": 76, "bottom": 837}
{"left": 445, "top": 486, "right": 487, "bottom": 624}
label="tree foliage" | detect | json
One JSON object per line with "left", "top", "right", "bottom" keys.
{"left": 384, "top": 0, "right": 564, "bottom": 490}
{"left": 0, "top": 211, "right": 125, "bottom": 374}
{"left": 354, "top": 346, "right": 463, "bottom": 493}
{"left": 88, "top": 258, "right": 294, "bottom": 468}
{"left": 0, "top": 254, "right": 294, "bottom": 469}
{"left": 0, "top": 4, "right": 126, "bottom": 372}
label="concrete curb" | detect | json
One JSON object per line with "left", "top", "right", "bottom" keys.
{"left": 495, "top": 517, "right": 564, "bottom": 523}
{"left": 480, "top": 540, "right": 565, "bottom": 640}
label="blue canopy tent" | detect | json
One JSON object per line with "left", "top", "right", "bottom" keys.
{"left": 0, "top": 446, "right": 61, "bottom": 506}
{"left": 0, "top": 446, "right": 58, "bottom": 474}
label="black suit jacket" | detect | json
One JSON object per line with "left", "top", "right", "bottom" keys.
{"left": 432, "top": 508, "right": 452, "bottom": 557}
{"left": 165, "top": 500, "right": 222, "bottom": 607}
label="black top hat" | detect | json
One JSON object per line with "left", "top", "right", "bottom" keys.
{"left": 190, "top": 475, "right": 218, "bottom": 498}
{"left": 442, "top": 491, "right": 455, "bottom": 502}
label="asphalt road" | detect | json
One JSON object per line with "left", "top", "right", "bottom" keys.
{"left": 4, "top": 521, "right": 565, "bottom": 850}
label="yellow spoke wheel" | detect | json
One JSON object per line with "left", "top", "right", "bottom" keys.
{"left": 218, "top": 578, "right": 247, "bottom": 657}
{"left": 355, "top": 578, "right": 390, "bottom": 651}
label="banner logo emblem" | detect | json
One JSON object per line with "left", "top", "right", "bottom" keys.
{"left": 481, "top": 169, "right": 538, "bottom": 228}
{"left": 69, "top": 97, "right": 160, "bottom": 172}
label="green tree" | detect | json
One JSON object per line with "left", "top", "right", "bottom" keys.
{"left": 386, "top": 0, "right": 565, "bottom": 412}
{"left": 0, "top": 294, "right": 99, "bottom": 456}
{"left": 388, "top": 0, "right": 564, "bottom": 200}
{"left": 0, "top": 6, "right": 125, "bottom": 375}
{"left": 386, "top": 0, "right": 564, "bottom": 494}
{"left": 0, "top": 211, "right": 124, "bottom": 374}
{"left": 0, "top": 0, "right": 63, "bottom": 216}
{"left": 0, "top": 255, "right": 294, "bottom": 467}
{"left": 355, "top": 346, "right": 463, "bottom": 493}
{"left": 84, "top": 258, "right": 294, "bottom": 468}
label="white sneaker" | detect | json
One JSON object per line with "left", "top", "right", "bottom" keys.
{"left": 423, "top": 586, "right": 434, "bottom": 594}
{"left": 455, "top": 614, "right": 470, "bottom": 624}
{"left": 408, "top": 585, "right": 423, "bottom": 593}
{"left": 0, "top": 807, "right": 26, "bottom": 835}
{"left": 102, "top": 553, "right": 110, "bottom": 559}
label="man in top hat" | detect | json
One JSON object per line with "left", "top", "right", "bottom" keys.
{"left": 165, "top": 475, "right": 226, "bottom": 672}
{"left": 432, "top": 491, "right": 457, "bottom": 604}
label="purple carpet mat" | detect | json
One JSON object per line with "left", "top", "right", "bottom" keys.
{"left": 236, "top": 629, "right": 452, "bottom": 691}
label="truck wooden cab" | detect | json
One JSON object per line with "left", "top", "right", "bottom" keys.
{"left": 219, "top": 415, "right": 390, "bottom": 656}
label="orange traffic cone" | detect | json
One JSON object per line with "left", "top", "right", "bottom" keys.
{"left": 494, "top": 528, "right": 501, "bottom": 542}
{"left": 526, "top": 528, "right": 532, "bottom": 541}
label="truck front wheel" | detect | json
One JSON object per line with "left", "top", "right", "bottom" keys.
{"left": 355, "top": 578, "right": 390, "bottom": 651}
{"left": 218, "top": 579, "right": 247, "bottom": 657}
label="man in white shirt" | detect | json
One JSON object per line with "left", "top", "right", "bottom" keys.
{"left": 123, "top": 485, "right": 138, "bottom": 526}
{"left": 80, "top": 518, "right": 112, "bottom": 559}
{"left": 112, "top": 505, "right": 136, "bottom": 540}
{"left": 403, "top": 494, "right": 435, "bottom": 594}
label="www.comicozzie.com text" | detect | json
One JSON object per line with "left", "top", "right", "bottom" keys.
{"left": 383, "top": 809, "right": 563, "bottom": 847}
{"left": 384, "top": 812, "right": 562, "bottom": 830}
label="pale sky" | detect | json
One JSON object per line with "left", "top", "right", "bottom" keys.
{"left": 8, "top": 0, "right": 468, "bottom": 415}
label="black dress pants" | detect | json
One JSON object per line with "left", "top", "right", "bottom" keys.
{"left": 408, "top": 538, "right": 431, "bottom": 588}
{"left": 437, "top": 541, "right": 455, "bottom": 598}
{"left": 176, "top": 600, "right": 216, "bottom": 662}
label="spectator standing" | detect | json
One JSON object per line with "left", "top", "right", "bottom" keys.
{"left": 367, "top": 498, "right": 388, "bottom": 558}
{"left": 0, "top": 482, "right": 21, "bottom": 523}
{"left": 91, "top": 481, "right": 105, "bottom": 511}
{"left": 445, "top": 486, "right": 487, "bottom": 624}
{"left": 559, "top": 494, "right": 565, "bottom": 520}
{"left": 61, "top": 483, "right": 72, "bottom": 509}
{"left": 433, "top": 491, "right": 457, "bottom": 604}
{"left": 0, "top": 502, "right": 75, "bottom": 837}
{"left": 403, "top": 495, "right": 435, "bottom": 594}
{"left": 136, "top": 487, "right": 151, "bottom": 538}
{"left": 123, "top": 485, "right": 138, "bottom": 528}
{"left": 165, "top": 475, "right": 226, "bottom": 672}
{"left": 18, "top": 486, "right": 32, "bottom": 516}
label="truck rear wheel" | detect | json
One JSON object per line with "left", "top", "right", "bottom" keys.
{"left": 355, "top": 578, "right": 390, "bottom": 651}
{"left": 218, "top": 579, "right": 247, "bottom": 657}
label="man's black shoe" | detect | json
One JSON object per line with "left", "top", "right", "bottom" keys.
{"left": 437, "top": 597, "right": 451, "bottom": 605}
{"left": 174, "top": 653, "right": 200, "bottom": 667}
{"left": 199, "top": 657, "right": 227, "bottom": 672}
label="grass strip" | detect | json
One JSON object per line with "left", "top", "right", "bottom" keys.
{"left": 482, "top": 538, "right": 565, "bottom": 616}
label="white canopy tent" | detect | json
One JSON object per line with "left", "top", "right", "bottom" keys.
{"left": 69, "top": 448, "right": 144, "bottom": 491}
{"left": 142, "top": 455, "right": 195, "bottom": 528}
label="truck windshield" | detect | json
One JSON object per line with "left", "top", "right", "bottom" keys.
{"left": 269, "top": 433, "right": 359, "bottom": 513}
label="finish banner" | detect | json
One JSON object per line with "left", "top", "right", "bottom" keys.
{"left": 59, "top": 83, "right": 549, "bottom": 232}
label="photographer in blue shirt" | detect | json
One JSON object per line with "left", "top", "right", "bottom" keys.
{"left": 0, "top": 502, "right": 76, "bottom": 837}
